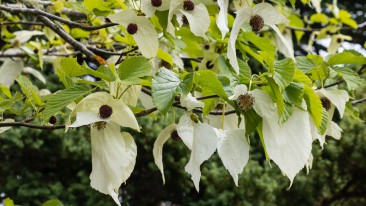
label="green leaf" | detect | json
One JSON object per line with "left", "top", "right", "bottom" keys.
{"left": 201, "top": 88, "right": 219, "bottom": 116}
{"left": 279, "top": 103, "right": 294, "bottom": 125}
{"left": 152, "top": 68, "right": 181, "bottom": 114}
{"left": 0, "top": 92, "right": 23, "bottom": 113}
{"left": 308, "top": 64, "right": 329, "bottom": 81}
{"left": 238, "top": 59, "right": 252, "bottom": 84}
{"left": 332, "top": 67, "right": 364, "bottom": 90}
{"left": 118, "top": 57, "right": 152, "bottom": 85}
{"left": 262, "top": 77, "right": 285, "bottom": 115}
{"left": 303, "top": 85, "right": 323, "bottom": 129}
{"left": 179, "top": 72, "right": 194, "bottom": 95}
{"left": 327, "top": 50, "right": 366, "bottom": 66}
{"left": 295, "top": 56, "right": 316, "bottom": 73}
{"left": 245, "top": 108, "right": 262, "bottom": 137}
{"left": 218, "top": 55, "right": 236, "bottom": 80}
{"left": 259, "top": 51, "right": 274, "bottom": 71}
{"left": 318, "top": 107, "right": 329, "bottom": 135}
{"left": 16, "top": 75, "right": 43, "bottom": 107}
{"left": 43, "top": 85, "right": 91, "bottom": 122}
{"left": 339, "top": 10, "right": 358, "bottom": 29}
{"left": 289, "top": 0, "right": 296, "bottom": 7}
{"left": 256, "top": 120, "right": 269, "bottom": 160}
{"left": 345, "top": 101, "right": 363, "bottom": 122}
{"left": 283, "top": 82, "right": 304, "bottom": 107}
{"left": 83, "top": 0, "right": 112, "bottom": 16}
{"left": 42, "top": 199, "right": 64, "bottom": 206}
{"left": 194, "top": 70, "right": 228, "bottom": 100}
{"left": 157, "top": 48, "right": 173, "bottom": 66}
{"left": 242, "top": 32, "right": 275, "bottom": 58}
{"left": 310, "top": 13, "right": 329, "bottom": 24}
{"left": 289, "top": 14, "right": 304, "bottom": 41}
{"left": 94, "top": 65, "right": 116, "bottom": 82}
{"left": 273, "top": 58, "right": 295, "bottom": 90}
{"left": 0, "top": 85, "right": 12, "bottom": 98}
{"left": 59, "top": 58, "right": 86, "bottom": 77}
{"left": 3, "top": 197, "right": 14, "bottom": 206}
{"left": 294, "top": 68, "right": 312, "bottom": 86}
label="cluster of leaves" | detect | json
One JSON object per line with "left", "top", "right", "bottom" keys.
{"left": 0, "top": 0, "right": 365, "bottom": 205}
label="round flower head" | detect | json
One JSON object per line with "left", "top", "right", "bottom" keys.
{"left": 151, "top": 0, "right": 162, "bottom": 7}
{"left": 227, "top": 3, "right": 293, "bottom": 74}
{"left": 183, "top": 0, "right": 195, "bottom": 11}
{"left": 249, "top": 15, "right": 264, "bottom": 32}
{"left": 127, "top": 23, "right": 138, "bottom": 35}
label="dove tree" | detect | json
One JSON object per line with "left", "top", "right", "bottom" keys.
{"left": 0, "top": 0, "right": 365, "bottom": 205}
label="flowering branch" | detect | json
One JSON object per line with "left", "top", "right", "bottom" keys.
{"left": 3, "top": 97, "right": 366, "bottom": 130}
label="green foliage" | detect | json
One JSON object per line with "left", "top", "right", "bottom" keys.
{"left": 43, "top": 85, "right": 92, "bottom": 122}
{"left": 118, "top": 56, "right": 152, "bottom": 84}
{"left": 152, "top": 68, "right": 181, "bottom": 114}
{"left": 0, "top": 0, "right": 366, "bottom": 205}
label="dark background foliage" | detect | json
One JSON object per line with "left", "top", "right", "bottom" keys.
{"left": 1, "top": 0, "right": 366, "bottom": 205}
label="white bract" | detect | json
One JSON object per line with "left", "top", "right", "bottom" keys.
{"left": 217, "top": 0, "right": 229, "bottom": 39}
{"left": 0, "top": 60, "right": 23, "bottom": 87}
{"left": 328, "top": 34, "right": 352, "bottom": 54}
{"left": 230, "top": 84, "right": 312, "bottom": 184}
{"left": 108, "top": 10, "right": 158, "bottom": 58}
{"left": 311, "top": 0, "right": 322, "bottom": 13}
{"left": 311, "top": 88, "right": 349, "bottom": 147}
{"left": 12, "top": 30, "right": 44, "bottom": 44}
{"left": 67, "top": 92, "right": 139, "bottom": 206}
{"left": 167, "top": 0, "right": 211, "bottom": 38}
{"left": 215, "top": 128, "right": 249, "bottom": 186}
{"left": 180, "top": 93, "right": 204, "bottom": 111}
{"left": 90, "top": 123, "right": 137, "bottom": 206}
{"left": 227, "top": 3, "right": 293, "bottom": 74}
{"left": 141, "top": 0, "right": 171, "bottom": 17}
{"left": 154, "top": 93, "right": 250, "bottom": 190}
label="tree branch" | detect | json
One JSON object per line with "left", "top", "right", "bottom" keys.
{"left": 0, "top": 4, "right": 118, "bottom": 31}
{"left": 0, "top": 21, "right": 44, "bottom": 26}
{"left": 0, "top": 122, "right": 65, "bottom": 130}
{"left": 37, "top": 15, "right": 96, "bottom": 58}
{"left": 286, "top": 21, "right": 366, "bottom": 32}
{"left": 352, "top": 98, "right": 366, "bottom": 106}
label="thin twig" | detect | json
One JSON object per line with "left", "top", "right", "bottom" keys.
{"left": 0, "top": 21, "right": 44, "bottom": 26}
{"left": 0, "top": 4, "right": 118, "bottom": 31}
{"left": 286, "top": 21, "right": 366, "bottom": 33}
{"left": 38, "top": 15, "right": 96, "bottom": 58}
{"left": 115, "top": 46, "right": 139, "bottom": 65}
{"left": 352, "top": 98, "right": 366, "bottom": 106}
{"left": 0, "top": 122, "right": 65, "bottom": 130}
